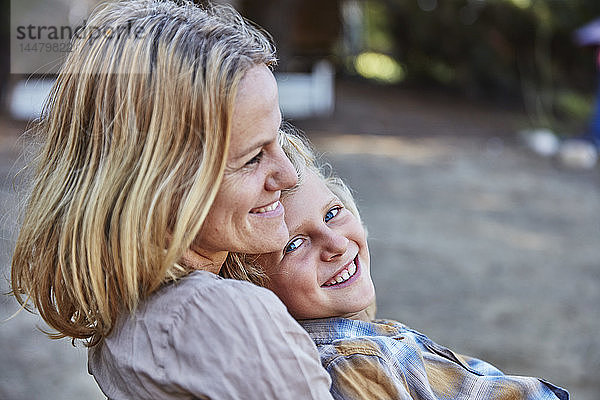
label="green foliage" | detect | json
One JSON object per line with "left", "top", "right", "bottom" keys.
{"left": 555, "top": 90, "right": 593, "bottom": 120}
{"left": 353, "top": 0, "right": 600, "bottom": 129}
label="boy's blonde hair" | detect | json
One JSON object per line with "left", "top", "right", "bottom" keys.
{"left": 221, "top": 128, "right": 362, "bottom": 285}
{"left": 11, "top": 0, "right": 276, "bottom": 346}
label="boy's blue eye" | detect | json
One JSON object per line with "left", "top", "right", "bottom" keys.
{"left": 324, "top": 207, "right": 341, "bottom": 222}
{"left": 284, "top": 237, "right": 304, "bottom": 254}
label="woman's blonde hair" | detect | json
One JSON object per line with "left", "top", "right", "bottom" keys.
{"left": 221, "top": 128, "right": 362, "bottom": 285}
{"left": 11, "top": 0, "right": 276, "bottom": 346}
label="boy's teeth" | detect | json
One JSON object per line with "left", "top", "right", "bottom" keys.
{"left": 348, "top": 262, "right": 356, "bottom": 275}
{"left": 324, "top": 260, "right": 358, "bottom": 287}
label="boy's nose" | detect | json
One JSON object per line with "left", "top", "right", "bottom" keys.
{"left": 320, "top": 230, "right": 349, "bottom": 261}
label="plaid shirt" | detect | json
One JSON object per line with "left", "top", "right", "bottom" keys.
{"left": 300, "top": 318, "right": 569, "bottom": 400}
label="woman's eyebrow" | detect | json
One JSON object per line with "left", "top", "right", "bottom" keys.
{"left": 232, "top": 137, "right": 273, "bottom": 161}
{"left": 232, "top": 113, "right": 282, "bottom": 161}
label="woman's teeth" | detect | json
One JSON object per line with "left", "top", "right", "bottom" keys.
{"left": 323, "top": 260, "right": 357, "bottom": 287}
{"left": 251, "top": 201, "right": 279, "bottom": 214}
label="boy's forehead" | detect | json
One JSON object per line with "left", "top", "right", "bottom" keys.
{"left": 282, "top": 169, "right": 328, "bottom": 204}
{"left": 282, "top": 169, "right": 337, "bottom": 232}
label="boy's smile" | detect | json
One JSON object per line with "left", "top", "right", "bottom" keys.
{"left": 321, "top": 255, "right": 360, "bottom": 287}
{"left": 257, "top": 169, "right": 375, "bottom": 320}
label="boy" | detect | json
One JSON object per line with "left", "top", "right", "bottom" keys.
{"left": 224, "top": 133, "right": 569, "bottom": 400}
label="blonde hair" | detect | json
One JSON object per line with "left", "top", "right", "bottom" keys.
{"left": 221, "top": 128, "right": 362, "bottom": 285}
{"left": 11, "top": 0, "right": 276, "bottom": 346}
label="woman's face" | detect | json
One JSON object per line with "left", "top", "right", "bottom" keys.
{"left": 257, "top": 170, "right": 375, "bottom": 320}
{"left": 194, "top": 65, "right": 297, "bottom": 256}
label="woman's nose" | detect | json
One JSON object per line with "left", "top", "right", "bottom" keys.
{"left": 320, "top": 229, "right": 349, "bottom": 261}
{"left": 265, "top": 144, "right": 298, "bottom": 191}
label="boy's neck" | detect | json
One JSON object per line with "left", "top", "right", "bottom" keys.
{"left": 341, "top": 309, "right": 372, "bottom": 322}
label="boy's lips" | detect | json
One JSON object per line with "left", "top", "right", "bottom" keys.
{"left": 322, "top": 255, "right": 360, "bottom": 287}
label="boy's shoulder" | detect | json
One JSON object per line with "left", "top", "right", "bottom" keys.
{"left": 301, "top": 318, "right": 411, "bottom": 356}
{"left": 302, "top": 318, "right": 447, "bottom": 367}
{"left": 300, "top": 317, "right": 409, "bottom": 341}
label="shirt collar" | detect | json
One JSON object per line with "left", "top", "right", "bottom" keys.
{"left": 299, "top": 317, "right": 405, "bottom": 345}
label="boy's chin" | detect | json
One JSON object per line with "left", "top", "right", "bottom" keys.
{"left": 341, "top": 296, "right": 377, "bottom": 322}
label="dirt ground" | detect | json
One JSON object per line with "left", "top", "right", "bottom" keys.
{"left": 1, "top": 80, "right": 599, "bottom": 399}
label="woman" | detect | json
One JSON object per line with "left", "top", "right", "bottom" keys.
{"left": 10, "top": 1, "right": 333, "bottom": 398}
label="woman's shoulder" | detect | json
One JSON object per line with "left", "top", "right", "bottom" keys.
{"left": 117, "top": 271, "right": 289, "bottom": 334}
{"left": 152, "top": 270, "right": 285, "bottom": 314}
{"left": 101, "top": 271, "right": 291, "bottom": 349}
{"left": 159, "top": 269, "right": 272, "bottom": 293}
{"left": 89, "top": 271, "right": 321, "bottom": 398}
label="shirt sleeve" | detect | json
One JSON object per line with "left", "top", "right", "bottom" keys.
{"left": 322, "top": 333, "right": 570, "bottom": 400}
{"left": 162, "top": 279, "right": 334, "bottom": 400}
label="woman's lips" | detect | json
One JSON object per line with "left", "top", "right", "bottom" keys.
{"left": 249, "top": 200, "right": 283, "bottom": 216}
{"left": 322, "top": 255, "right": 360, "bottom": 287}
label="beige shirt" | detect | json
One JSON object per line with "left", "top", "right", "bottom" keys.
{"left": 88, "top": 271, "right": 333, "bottom": 399}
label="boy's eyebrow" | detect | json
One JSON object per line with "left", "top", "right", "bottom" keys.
{"left": 286, "top": 195, "right": 340, "bottom": 237}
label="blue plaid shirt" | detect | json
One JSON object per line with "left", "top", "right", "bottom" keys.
{"left": 300, "top": 318, "right": 569, "bottom": 400}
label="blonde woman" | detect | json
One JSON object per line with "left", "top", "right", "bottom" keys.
{"left": 10, "top": 1, "right": 333, "bottom": 398}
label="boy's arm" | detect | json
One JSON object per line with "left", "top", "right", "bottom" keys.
{"left": 321, "top": 335, "right": 569, "bottom": 400}
{"left": 324, "top": 352, "right": 413, "bottom": 400}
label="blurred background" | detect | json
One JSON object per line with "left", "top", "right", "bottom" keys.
{"left": 1, "top": 0, "right": 599, "bottom": 399}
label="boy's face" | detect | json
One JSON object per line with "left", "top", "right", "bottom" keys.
{"left": 257, "top": 169, "right": 375, "bottom": 320}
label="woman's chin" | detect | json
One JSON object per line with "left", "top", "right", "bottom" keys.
{"left": 243, "top": 220, "right": 289, "bottom": 254}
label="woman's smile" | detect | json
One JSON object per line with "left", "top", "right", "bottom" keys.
{"left": 250, "top": 199, "right": 283, "bottom": 215}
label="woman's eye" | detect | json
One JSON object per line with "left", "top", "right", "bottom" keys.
{"left": 245, "top": 150, "right": 264, "bottom": 166}
{"left": 324, "top": 206, "right": 341, "bottom": 222}
{"left": 284, "top": 237, "right": 304, "bottom": 254}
